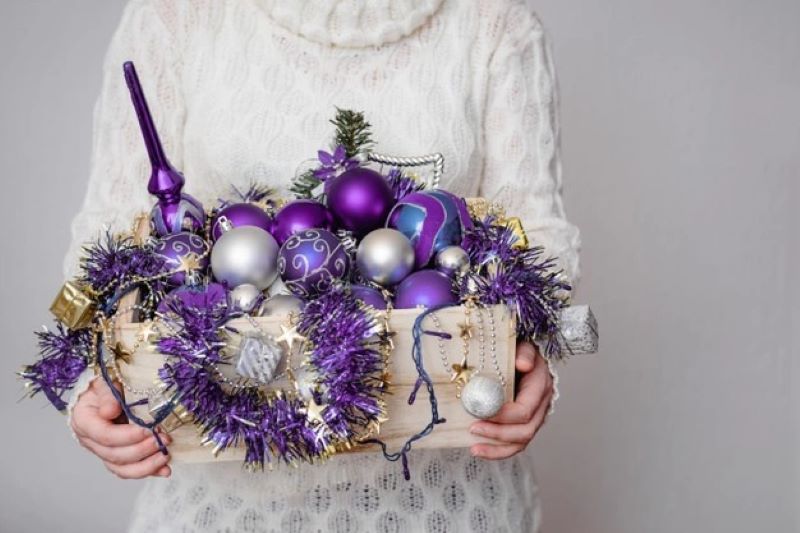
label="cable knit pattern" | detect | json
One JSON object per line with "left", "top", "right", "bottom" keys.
{"left": 64, "top": 1, "right": 580, "bottom": 531}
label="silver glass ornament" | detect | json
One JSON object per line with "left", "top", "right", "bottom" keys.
{"left": 235, "top": 333, "right": 284, "bottom": 384}
{"left": 229, "top": 284, "right": 263, "bottom": 314}
{"left": 257, "top": 294, "right": 304, "bottom": 318}
{"left": 435, "top": 245, "right": 470, "bottom": 276}
{"left": 356, "top": 228, "right": 415, "bottom": 286}
{"left": 461, "top": 375, "right": 505, "bottom": 419}
{"left": 210, "top": 217, "right": 279, "bottom": 290}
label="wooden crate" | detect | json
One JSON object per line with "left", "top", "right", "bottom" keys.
{"left": 114, "top": 304, "right": 516, "bottom": 463}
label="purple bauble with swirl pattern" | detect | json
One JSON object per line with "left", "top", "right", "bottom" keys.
{"left": 278, "top": 229, "right": 349, "bottom": 298}
{"left": 152, "top": 232, "right": 208, "bottom": 286}
{"left": 211, "top": 203, "right": 273, "bottom": 241}
{"left": 325, "top": 167, "right": 395, "bottom": 237}
{"left": 393, "top": 269, "right": 458, "bottom": 309}
{"left": 271, "top": 199, "right": 334, "bottom": 246}
{"left": 386, "top": 189, "right": 473, "bottom": 269}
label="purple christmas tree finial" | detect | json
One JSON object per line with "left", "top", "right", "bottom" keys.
{"left": 123, "top": 61, "right": 205, "bottom": 236}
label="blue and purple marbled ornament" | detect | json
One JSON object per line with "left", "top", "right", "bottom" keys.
{"left": 211, "top": 203, "right": 273, "bottom": 241}
{"left": 278, "top": 229, "right": 349, "bottom": 298}
{"left": 393, "top": 269, "right": 458, "bottom": 309}
{"left": 325, "top": 167, "right": 395, "bottom": 237}
{"left": 271, "top": 199, "right": 334, "bottom": 246}
{"left": 386, "top": 189, "right": 473, "bottom": 269}
{"left": 152, "top": 232, "right": 208, "bottom": 286}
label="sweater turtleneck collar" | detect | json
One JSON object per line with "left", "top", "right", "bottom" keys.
{"left": 257, "top": 0, "right": 444, "bottom": 48}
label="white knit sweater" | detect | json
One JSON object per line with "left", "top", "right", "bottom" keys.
{"left": 65, "top": 1, "right": 581, "bottom": 531}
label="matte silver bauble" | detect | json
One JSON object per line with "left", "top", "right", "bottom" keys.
{"left": 356, "top": 228, "right": 415, "bottom": 286}
{"left": 435, "top": 245, "right": 470, "bottom": 276}
{"left": 210, "top": 222, "right": 279, "bottom": 290}
{"left": 235, "top": 333, "right": 284, "bottom": 384}
{"left": 258, "top": 294, "right": 304, "bottom": 318}
{"left": 461, "top": 375, "right": 505, "bottom": 419}
{"left": 229, "top": 284, "right": 263, "bottom": 314}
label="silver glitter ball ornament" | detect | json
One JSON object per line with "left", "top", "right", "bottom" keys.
{"left": 356, "top": 228, "right": 415, "bottom": 286}
{"left": 229, "top": 284, "right": 263, "bottom": 314}
{"left": 210, "top": 218, "right": 279, "bottom": 290}
{"left": 435, "top": 245, "right": 470, "bottom": 276}
{"left": 235, "top": 333, "right": 284, "bottom": 384}
{"left": 258, "top": 294, "right": 304, "bottom": 317}
{"left": 461, "top": 375, "right": 505, "bottom": 419}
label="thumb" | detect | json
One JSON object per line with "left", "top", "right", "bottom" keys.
{"left": 515, "top": 341, "right": 538, "bottom": 373}
{"left": 94, "top": 378, "right": 124, "bottom": 420}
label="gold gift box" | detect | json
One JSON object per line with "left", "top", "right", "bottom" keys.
{"left": 50, "top": 281, "right": 96, "bottom": 330}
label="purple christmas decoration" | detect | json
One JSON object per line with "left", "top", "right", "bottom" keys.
{"left": 157, "top": 282, "right": 385, "bottom": 468}
{"left": 386, "top": 167, "right": 424, "bottom": 201}
{"left": 393, "top": 269, "right": 458, "bottom": 309}
{"left": 211, "top": 203, "right": 273, "bottom": 241}
{"left": 325, "top": 167, "right": 395, "bottom": 237}
{"left": 20, "top": 324, "right": 92, "bottom": 411}
{"left": 459, "top": 217, "right": 571, "bottom": 357}
{"left": 278, "top": 229, "right": 349, "bottom": 299}
{"left": 313, "top": 145, "right": 359, "bottom": 182}
{"left": 152, "top": 232, "right": 208, "bottom": 286}
{"left": 81, "top": 232, "right": 166, "bottom": 299}
{"left": 271, "top": 199, "right": 334, "bottom": 246}
{"left": 123, "top": 62, "right": 205, "bottom": 236}
{"left": 386, "top": 189, "right": 473, "bottom": 269}
{"left": 350, "top": 284, "right": 387, "bottom": 310}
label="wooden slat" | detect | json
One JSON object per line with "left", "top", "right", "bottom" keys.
{"left": 116, "top": 304, "right": 517, "bottom": 463}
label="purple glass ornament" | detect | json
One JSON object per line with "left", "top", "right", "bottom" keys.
{"left": 278, "top": 229, "right": 349, "bottom": 299}
{"left": 350, "top": 284, "right": 387, "bottom": 310}
{"left": 152, "top": 232, "right": 208, "bottom": 286}
{"left": 325, "top": 167, "right": 395, "bottom": 237}
{"left": 387, "top": 189, "right": 473, "bottom": 269}
{"left": 271, "top": 199, "right": 333, "bottom": 246}
{"left": 211, "top": 203, "right": 273, "bottom": 241}
{"left": 393, "top": 269, "right": 458, "bottom": 310}
{"left": 123, "top": 62, "right": 205, "bottom": 236}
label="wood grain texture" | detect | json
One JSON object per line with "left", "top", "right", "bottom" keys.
{"left": 115, "top": 304, "right": 517, "bottom": 463}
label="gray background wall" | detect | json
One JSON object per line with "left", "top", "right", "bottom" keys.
{"left": 0, "top": 1, "right": 796, "bottom": 532}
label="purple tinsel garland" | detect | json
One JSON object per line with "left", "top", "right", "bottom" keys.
{"left": 460, "top": 217, "right": 571, "bottom": 358}
{"left": 157, "top": 284, "right": 386, "bottom": 467}
{"left": 21, "top": 324, "right": 92, "bottom": 411}
{"left": 386, "top": 167, "right": 425, "bottom": 201}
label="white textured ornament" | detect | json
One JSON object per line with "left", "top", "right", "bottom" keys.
{"left": 558, "top": 305, "right": 599, "bottom": 355}
{"left": 460, "top": 375, "right": 505, "bottom": 419}
{"left": 235, "top": 333, "right": 284, "bottom": 384}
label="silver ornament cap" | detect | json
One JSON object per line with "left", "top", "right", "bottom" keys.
{"left": 356, "top": 228, "right": 415, "bottom": 286}
{"left": 229, "top": 284, "right": 263, "bottom": 314}
{"left": 461, "top": 375, "right": 505, "bottom": 419}
{"left": 435, "top": 245, "right": 470, "bottom": 276}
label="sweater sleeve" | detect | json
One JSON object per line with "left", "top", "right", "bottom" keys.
{"left": 478, "top": 5, "right": 581, "bottom": 287}
{"left": 62, "top": 0, "right": 187, "bottom": 279}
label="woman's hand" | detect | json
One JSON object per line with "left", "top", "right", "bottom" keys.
{"left": 469, "top": 341, "right": 554, "bottom": 460}
{"left": 70, "top": 377, "right": 172, "bottom": 479}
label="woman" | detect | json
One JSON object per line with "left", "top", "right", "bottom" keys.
{"left": 67, "top": 0, "right": 581, "bottom": 531}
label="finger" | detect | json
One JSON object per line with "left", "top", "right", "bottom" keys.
{"left": 470, "top": 390, "right": 554, "bottom": 444}
{"left": 81, "top": 433, "right": 172, "bottom": 465}
{"left": 515, "top": 342, "right": 538, "bottom": 373}
{"left": 470, "top": 442, "right": 525, "bottom": 460}
{"left": 94, "top": 380, "right": 124, "bottom": 420}
{"left": 80, "top": 415, "right": 152, "bottom": 447}
{"left": 103, "top": 450, "right": 170, "bottom": 480}
{"left": 156, "top": 466, "right": 172, "bottom": 478}
{"left": 488, "top": 365, "right": 552, "bottom": 424}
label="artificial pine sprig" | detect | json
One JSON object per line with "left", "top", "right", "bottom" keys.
{"left": 331, "top": 107, "right": 373, "bottom": 157}
{"left": 290, "top": 168, "right": 324, "bottom": 200}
